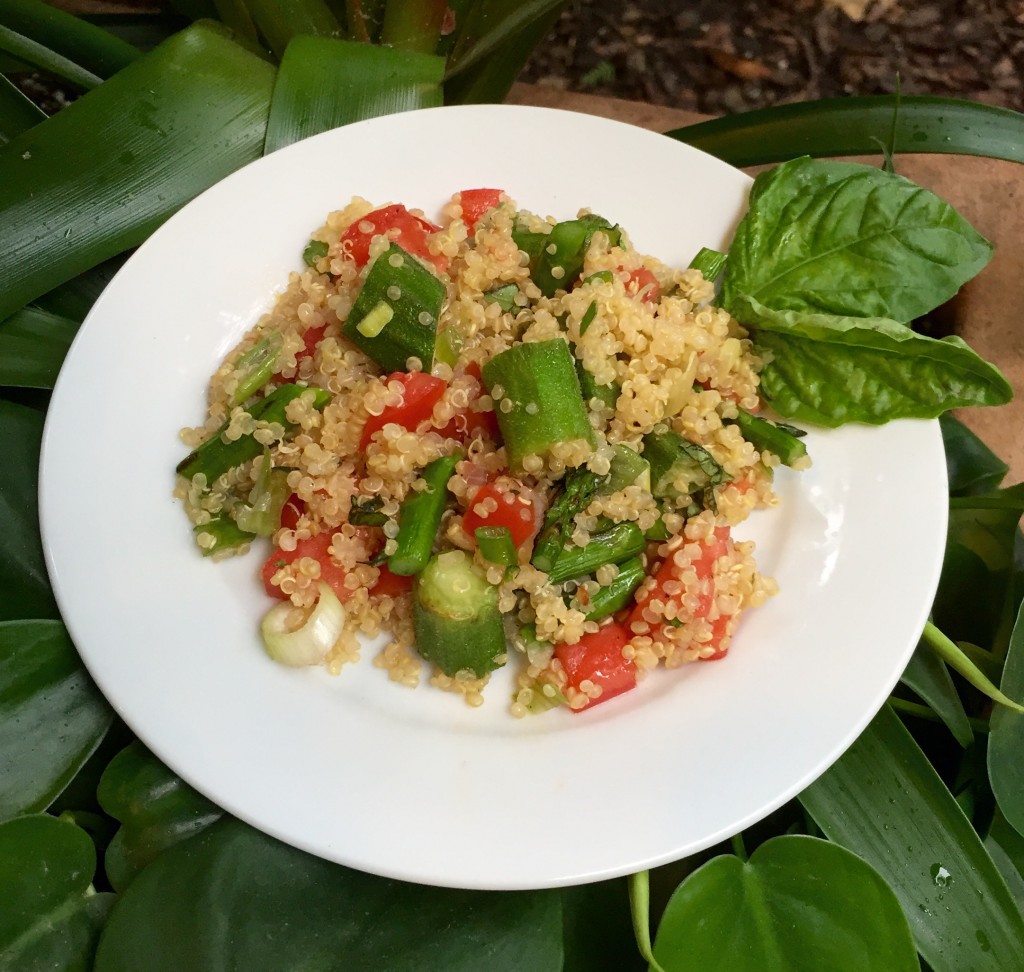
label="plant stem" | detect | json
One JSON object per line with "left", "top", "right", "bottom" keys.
{"left": 889, "top": 696, "right": 989, "bottom": 734}
{"left": 628, "top": 871, "right": 669, "bottom": 972}
{"left": 730, "top": 831, "right": 749, "bottom": 862}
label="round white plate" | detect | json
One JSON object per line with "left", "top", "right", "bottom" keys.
{"left": 40, "top": 104, "right": 948, "bottom": 890}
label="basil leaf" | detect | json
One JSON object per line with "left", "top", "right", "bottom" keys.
{"left": 734, "top": 296, "right": 1011, "bottom": 426}
{"left": 722, "top": 157, "right": 992, "bottom": 323}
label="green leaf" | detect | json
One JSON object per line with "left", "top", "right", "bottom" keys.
{"left": 667, "top": 95, "right": 1024, "bottom": 168}
{"left": 0, "top": 0, "right": 141, "bottom": 78}
{"left": 0, "top": 71, "right": 44, "bottom": 145}
{"left": 380, "top": 0, "right": 447, "bottom": 53}
{"left": 563, "top": 878, "right": 644, "bottom": 972}
{"left": 650, "top": 836, "right": 917, "bottom": 971}
{"left": 0, "top": 399, "right": 58, "bottom": 620}
{"left": 0, "top": 814, "right": 115, "bottom": 971}
{"left": 923, "top": 621, "right": 1024, "bottom": 714}
{"left": 0, "top": 21, "right": 275, "bottom": 323}
{"left": 94, "top": 818, "right": 564, "bottom": 971}
{"left": 940, "top": 413, "right": 1008, "bottom": 496}
{"left": 0, "top": 619, "right": 113, "bottom": 821}
{"left": 986, "top": 811, "right": 1024, "bottom": 908}
{"left": 800, "top": 705, "right": 1024, "bottom": 971}
{"left": 989, "top": 600, "right": 1024, "bottom": 836}
{"left": 721, "top": 157, "right": 992, "bottom": 323}
{"left": 0, "top": 306, "right": 78, "bottom": 388}
{"left": 900, "top": 640, "right": 973, "bottom": 747}
{"left": 211, "top": 0, "right": 260, "bottom": 44}
{"left": 33, "top": 257, "right": 126, "bottom": 322}
{"left": 96, "top": 741, "right": 222, "bottom": 891}
{"left": 264, "top": 35, "right": 444, "bottom": 154}
{"left": 733, "top": 297, "right": 1011, "bottom": 426}
{"left": 244, "top": 0, "right": 341, "bottom": 57}
{"left": 0, "top": 22, "right": 103, "bottom": 90}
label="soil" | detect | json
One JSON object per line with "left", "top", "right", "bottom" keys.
{"left": 520, "top": 0, "right": 1024, "bottom": 115}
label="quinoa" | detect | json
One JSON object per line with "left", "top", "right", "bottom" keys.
{"left": 175, "top": 189, "right": 802, "bottom": 715}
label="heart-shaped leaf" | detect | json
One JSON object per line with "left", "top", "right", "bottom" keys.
{"left": 96, "top": 741, "right": 222, "bottom": 891}
{"left": 0, "top": 814, "right": 114, "bottom": 971}
{"left": 0, "top": 619, "right": 113, "bottom": 821}
{"left": 94, "top": 817, "right": 563, "bottom": 971}
{"left": 650, "top": 836, "right": 916, "bottom": 971}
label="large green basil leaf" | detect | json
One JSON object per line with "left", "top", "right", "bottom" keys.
{"left": 0, "top": 620, "right": 112, "bottom": 821}
{"left": 0, "top": 814, "right": 114, "bottom": 971}
{"left": 721, "top": 157, "right": 992, "bottom": 322}
{"left": 94, "top": 818, "right": 563, "bottom": 972}
{"left": 733, "top": 296, "right": 1011, "bottom": 426}
{"left": 989, "top": 600, "right": 1024, "bottom": 836}
{"left": 940, "top": 414, "right": 1008, "bottom": 496}
{"left": 96, "top": 741, "right": 222, "bottom": 891}
{"left": 900, "top": 641, "right": 973, "bottom": 748}
{"left": 800, "top": 705, "right": 1024, "bottom": 971}
{"left": 0, "top": 399, "right": 58, "bottom": 620}
{"left": 650, "top": 836, "right": 916, "bottom": 971}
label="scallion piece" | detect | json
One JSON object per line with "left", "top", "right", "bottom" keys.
{"left": 176, "top": 384, "right": 330, "bottom": 483}
{"left": 689, "top": 246, "right": 728, "bottom": 282}
{"left": 413, "top": 550, "right": 506, "bottom": 677}
{"left": 728, "top": 409, "right": 808, "bottom": 467}
{"left": 343, "top": 243, "right": 444, "bottom": 372}
{"left": 234, "top": 455, "right": 291, "bottom": 536}
{"left": 581, "top": 555, "right": 646, "bottom": 621}
{"left": 481, "top": 339, "right": 593, "bottom": 470}
{"left": 475, "top": 525, "right": 517, "bottom": 569}
{"left": 546, "top": 522, "right": 645, "bottom": 584}
{"left": 229, "top": 332, "right": 282, "bottom": 406}
{"left": 192, "top": 516, "right": 255, "bottom": 556}
{"left": 389, "top": 452, "right": 461, "bottom": 576}
{"left": 303, "top": 239, "right": 330, "bottom": 268}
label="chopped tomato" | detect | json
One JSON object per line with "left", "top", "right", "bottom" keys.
{"left": 462, "top": 478, "right": 537, "bottom": 550}
{"left": 439, "top": 407, "right": 501, "bottom": 442}
{"left": 627, "top": 526, "right": 733, "bottom": 658}
{"left": 458, "top": 188, "right": 503, "bottom": 233}
{"left": 555, "top": 622, "right": 636, "bottom": 712}
{"left": 295, "top": 323, "right": 326, "bottom": 366}
{"left": 261, "top": 532, "right": 352, "bottom": 603}
{"left": 370, "top": 565, "right": 413, "bottom": 599}
{"left": 280, "top": 493, "right": 305, "bottom": 531}
{"left": 360, "top": 371, "right": 448, "bottom": 449}
{"left": 624, "top": 267, "right": 660, "bottom": 303}
{"left": 339, "top": 204, "right": 446, "bottom": 273}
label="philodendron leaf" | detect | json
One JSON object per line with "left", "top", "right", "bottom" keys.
{"left": 0, "top": 306, "right": 78, "bottom": 388}
{"left": 0, "top": 620, "right": 113, "bottom": 821}
{"left": 94, "top": 818, "right": 563, "bottom": 972}
{"left": 989, "top": 600, "right": 1024, "bottom": 836}
{"left": 721, "top": 157, "right": 992, "bottom": 323}
{"left": 800, "top": 705, "right": 1024, "bottom": 971}
{"left": 650, "top": 836, "right": 917, "bottom": 972}
{"left": 264, "top": 36, "right": 444, "bottom": 154}
{"left": 0, "top": 814, "right": 115, "bottom": 972}
{"left": 0, "top": 399, "right": 58, "bottom": 620}
{"left": 939, "top": 414, "right": 1008, "bottom": 496}
{"left": 96, "top": 741, "right": 222, "bottom": 891}
{"left": 733, "top": 296, "right": 1011, "bottom": 426}
{"left": 900, "top": 640, "right": 973, "bottom": 748}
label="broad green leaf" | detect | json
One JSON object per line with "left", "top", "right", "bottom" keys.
{"left": 0, "top": 306, "right": 78, "bottom": 388}
{"left": 989, "top": 600, "right": 1024, "bottom": 836}
{"left": 94, "top": 818, "right": 563, "bottom": 971}
{"left": 800, "top": 705, "right": 1024, "bottom": 971}
{"left": 212, "top": 0, "right": 259, "bottom": 44}
{"left": 986, "top": 812, "right": 1024, "bottom": 908}
{"left": 940, "top": 414, "right": 1008, "bottom": 496}
{"left": 733, "top": 297, "right": 1011, "bottom": 426}
{"left": 721, "top": 157, "right": 992, "bottom": 323}
{"left": 0, "top": 814, "right": 115, "bottom": 971}
{"left": 650, "top": 837, "right": 917, "bottom": 971}
{"left": 0, "top": 71, "right": 44, "bottom": 145}
{"left": 380, "top": 0, "right": 447, "bottom": 52}
{"left": 563, "top": 878, "right": 644, "bottom": 972}
{"left": 244, "top": 0, "right": 341, "bottom": 57}
{"left": 900, "top": 641, "right": 973, "bottom": 747}
{"left": 0, "top": 0, "right": 140, "bottom": 78}
{"left": 0, "top": 21, "right": 275, "bottom": 322}
{"left": 0, "top": 620, "right": 112, "bottom": 821}
{"left": 96, "top": 741, "right": 222, "bottom": 891}
{"left": 264, "top": 35, "right": 443, "bottom": 154}
{"left": 33, "top": 257, "right": 126, "bottom": 323}
{"left": 0, "top": 399, "right": 58, "bottom": 620}
{"left": 668, "top": 95, "right": 1024, "bottom": 167}
{"left": 0, "top": 23, "right": 102, "bottom": 89}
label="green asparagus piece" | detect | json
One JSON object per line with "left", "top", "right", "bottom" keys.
{"left": 580, "top": 555, "right": 646, "bottom": 621}
{"left": 193, "top": 516, "right": 255, "bottom": 556}
{"left": 389, "top": 452, "right": 461, "bottom": 576}
{"left": 234, "top": 456, "right": 290, "bottom": 536}
{"left": 177, "top": 384, "right": 330, "bottom": 483}
{"left": 531, "top": 466, "right": 608, "bottom": 574}
{"left": 546, "top": 522, "right": 645, "bottom": 584}
{"left": 229, "top": 332, "right": 283, "bottom": 406}
{"left": 728, "top": 409, "right": 808, "bottom": 467}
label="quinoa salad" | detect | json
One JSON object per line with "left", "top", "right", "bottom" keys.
{"left": 174, "top": 189, "right": 806, "bottom": 715}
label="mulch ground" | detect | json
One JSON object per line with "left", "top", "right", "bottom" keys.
{"left": 520, "top": 0, "right": 1024, "bottom": 115}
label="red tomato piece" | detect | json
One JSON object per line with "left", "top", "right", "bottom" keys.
{"left": 261, "top": 532, "right": 351, "bottom": 603}
{"left": 627, "top": 526, "right": 733, "bottom": 657}
{"left": 555, "top": 622, "right": 637, "bottom": 712}
{"left": 624, "top": 267, "right": 660, "bottom": 303}
{"left": 295, "top": 324, "right": 326, "bottom": 366}
{"left": 462, "top": 479, "right": 536, "bottom": 550}
{"left": 279, "top": 493, "right": 305, "bottom": 531}
{"left": 370, "top": 565, "right": 413, "bottom": 599}
{"left": 458, "top": 188, "right": 504, "bottom": 233}
{"left": 360, "top": 372, "right": 448, "bottom": 449}
{"left": 439, "top": 407, "right": 501, "bottom": 443}
{"left": 339, "top": 204, "right": 446, "bottom": 273}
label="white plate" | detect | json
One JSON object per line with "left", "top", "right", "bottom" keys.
{"left": 40, "top": 105, "right": 948, "bottom": 890}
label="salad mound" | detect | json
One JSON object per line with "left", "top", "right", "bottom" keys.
{"left": 174, "top": 187, "right": 810, "bottom": 714}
